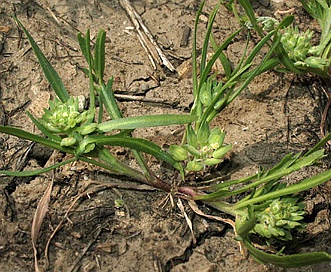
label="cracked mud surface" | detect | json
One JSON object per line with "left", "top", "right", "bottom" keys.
{"left": 0, "top": 0, "right": 331, "bottom": 271}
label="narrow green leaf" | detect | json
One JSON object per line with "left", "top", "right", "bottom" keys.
{"left": 243, "top": 30, "right": 275, "bottom": 67}
{"left": 78, "top": 30, "right": 96, "bottom": 109}
{"left": 233, "top": 149, "right": 325, "bottom": 196}
{"left": 0, "top": 158, "right": 76, "bottom": 177}
{"left": 200, "top": 2, "right": 221, "bottom": 74}
{"left": 236, "top": 35, "right": 251, "bottom": 77}
{"left": 26, "top": 111, "right": 61, "bottom": 142}
{"left": 191, "top": 1, "right": 205, "bottom": 117}
{"left": 94, "top": 147, "right": 146, "bottom": 181}
{"left": 240, "top": 58, "right": 279, "bottom": 80}
{"left": 94, "top": 30, "right": 106, "bottom": 82}
{"left": 204, "top": 150, "right": 324, "bottom": 202}
{"left": 87, "top": 135, "right": 183, "bottom": 172}
{"left": 235, "top": 168, "right": 331, "bottom": 209}
{"left": 77, "top": 32, "right": 89, "bottom": 64}
{"left": 98, "top": 114, "right": 198, "bottom": 132}
{"left": 0, "top": 125, "right": 72, "bottom": 153}
{"left": 299, "top": 0, "right": 318, "bottom": 18}
{"left": 226, "top": 30, "right": 283, "bottom": 104}
{"left": 192, "top": 1, "right": 205, "bottom": 98}
{"left": 199, "top": 28, "right": 242, "bottom": 93}
{"left": 13, "top": 17, "right": 70, "bottom": 102}
{"left": 277, "top": 15, "right": 294, "bottom": 29}
{"left": 243, "top": 238, "right": 331, "bottom": 268}
{"left": 305, "top": 131, "right": 331, "bottom": 156}
{"left": 237, "top": 0, "right": 264, "bottom": 38}
{"left": 99, "top": 78, "right": 122, "bottom": 120}
{"left": 210, "top": 35, "right": 232, "bottom": 78}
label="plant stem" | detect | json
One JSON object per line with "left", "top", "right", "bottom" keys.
{"left": 204, "top": 200, "right": 236, "bottom": 216}
{"left": 96, "top": 147, "right": 146, "bottom": 182}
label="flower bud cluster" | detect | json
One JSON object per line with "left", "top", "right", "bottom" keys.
{"left": 281, "top": 26, "right": 313, "bottom": 62}
{"left": 281, "top": 26, "right": 330, "bottom": 71}
{"left": 40, "top": 97, "right": 97, "bottom": 154}
{"left": 199, "top": 76, "right": 223, "bottom": 110}
{"left": 253, "top": 198, "right": 305, "bottom": 241}
{"left": 170, "top": 123, "right": 232, "bottom": 173}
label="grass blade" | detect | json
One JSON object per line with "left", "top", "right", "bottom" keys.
{"left": 305, "top": 132, "right": 331, "bottom": 156}
{"left": 243, "top": 30, "right": 275, "bottom": 67}
{"left": 237, "top": 0, "right": 264, "bottom": 38}
{"left": 231, "top": 150, "right": 325, "bottom": 198}
{"left": 77, "top": 31, "right": 90, "bottom": 64}
{"left": 199, "top": 28, "right": 242, "bottom": 94}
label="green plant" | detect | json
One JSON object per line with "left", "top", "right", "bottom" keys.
{"left": 236, "top": 0, "right": 331, "bottom": 77}
{"left": 218, "top": 0, "right": 331, "bottom": 266}
{"left": 1, "top": 1, "right": 331, "bottom": 269}
{"left": 169, "top": 2, "right": 284, "bottom": 173}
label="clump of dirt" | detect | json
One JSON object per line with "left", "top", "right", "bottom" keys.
{"left": 0, "top": 0, "right": 330, "bottom": 271}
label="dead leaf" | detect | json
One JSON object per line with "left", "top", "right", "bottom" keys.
{"left": 31, "top": 179, "right": 53, "bottom": 272}
{"left": 188, "top": 200, "right": 235, "bottom": 228}
{"left": 177, "top": 198, "right": 196, "bottom": 244}
{"left": 0, "top": 25, "right": 10, "bottom": 33}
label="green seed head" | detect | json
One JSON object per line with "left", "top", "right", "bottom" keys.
{"left": 197, "top": 122, "right": 210, "bottom": 146}
{"left": 212, "top": 144, "right": 232, "bottom": 159}
{"left": 169, "top": 145, "right": 189, "bottom": 161}
{"left": 187, "top": 126, "right": 198, "bottom": 148}
{"left": 208, "top": 128, "right": 225, "bottom": 149}
{"left": 60, "top": 136, "right": 77, "bottom": 147}
{"left": 77, "top": 123, "right": 98, "bottom": 135}
{"left": 204, "top": 158, "right": 222, "bottom": 166}
{"left": 186, "top": 160, "right": 204, "bottom": 172}
{"left": 75, "top": 136, "right": 96, "bottom": 156}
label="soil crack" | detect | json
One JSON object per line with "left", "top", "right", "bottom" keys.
{"left": 163, "top": 223, "right": 230, "bottom": 271}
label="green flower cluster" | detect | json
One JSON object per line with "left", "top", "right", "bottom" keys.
{"left": 281, "top": 26, "right": 313, "bottom": 63}
{"left": 170, "top": 124, "right": 232, "bottom": 172}
{"left": 40, "top": 97, "right": 97, "bottom": 154}
{"left": 281, "top": 26, "right": 329, "bottom": 71}
{"left": 41, "top": 97, "right": 84, "bottom": 133}
{"left": 253, "top": 198, "right": 306, "bottom": 241}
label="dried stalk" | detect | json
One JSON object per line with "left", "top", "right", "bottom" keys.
{"left": 119, "top": 0, "right": 175, "bottom": 72}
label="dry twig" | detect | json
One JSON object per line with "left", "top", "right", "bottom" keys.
{"left": 119, "top": 0, "right": 175, "bottom": 72}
